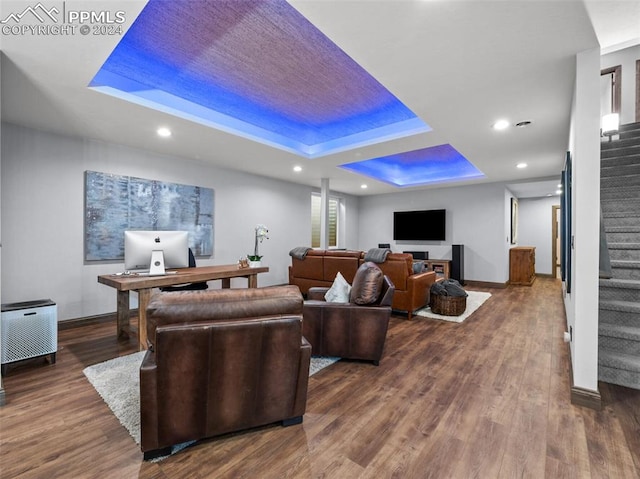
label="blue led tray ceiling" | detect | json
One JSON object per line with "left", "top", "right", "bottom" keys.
{"left": 340, "top": 144, "right": 485, "bottom": 187}
{"left": 89, "top": 0, "right": 430, "bottom": 158}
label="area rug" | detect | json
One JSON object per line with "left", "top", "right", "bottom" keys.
{"left": 415, "top": 291, "right": 492, "bottom": 323}
{"left": 83, "top": 351, "right": 338, "bottom": 461}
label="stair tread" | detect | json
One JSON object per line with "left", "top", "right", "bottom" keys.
{"left": 610, "top": 259, "right": 640, "bottom": 267}
{"left": 600, "top": 323, "right": 640, "bottom": 340}
{"left": 608, "top": 242, "right": 640, "bottom": 249}
{"left": 603, "top": 212, "right": 640, "bottom": 218}
{"left": 599, "top": 299, "right": 640, "bottom": 313}
{"left": 599, "top": 350, "right": 640, "bottom": 372}
{"left": 606, "top": 226, "right": 640, "bottom": 232}
{"left": 600, "top": 277, "right": 640, "bottom": 289}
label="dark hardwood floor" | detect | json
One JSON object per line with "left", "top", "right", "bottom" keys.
{"left": 1, "top": 278, "right": 639, "bottom": 478}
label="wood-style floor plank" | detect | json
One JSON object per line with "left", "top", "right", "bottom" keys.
{"left": 1, "top": 278, "right": 640, "bottom": 478}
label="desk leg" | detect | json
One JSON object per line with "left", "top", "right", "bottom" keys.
{"left": 248, "top": 274, "right": 258, "bottom": 288}
{"left": 137, "top": 288, "right": 151, "bottom": 351}
{"left": 116, "top": 291, "right": 130, "bottom": 339}
{"left": 221, "top": 278, "right": 231, "bottom": 288}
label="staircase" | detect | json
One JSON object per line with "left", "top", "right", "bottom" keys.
{"left": 599, "top": 121, "right": 640, "bottom": 390}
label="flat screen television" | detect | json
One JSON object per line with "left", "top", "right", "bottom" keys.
{"left": 393, "top": 209, "right": 446, "bottom": 241}
{"left": 124, "top": 230, "right": 189, "bottom": 275}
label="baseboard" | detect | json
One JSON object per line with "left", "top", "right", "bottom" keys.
{"left": 570, "top": 386, "right": 602, "bottom": 410}
{"left": 463, "top": 280, "right": 508, "bottom": 289}
{"left": 58, "top": 310, "right": 138, "bottom": 331}
{"left": 567, "top": 345, "right": 602, "bottom": 410}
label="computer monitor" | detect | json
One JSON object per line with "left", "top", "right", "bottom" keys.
{"left": 124, "top": 230, "right": 189, "bottom": 275}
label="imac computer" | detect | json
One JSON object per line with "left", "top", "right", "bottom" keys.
{"left": 124, "top": 230, "right": 189, "bottom": 275}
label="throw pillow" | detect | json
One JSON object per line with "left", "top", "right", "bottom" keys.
{"left": 350, "top": 262, "right": 384, "bottom": 305}
{"left": 325, "top": 272, "right": 351, "bottom": 303}
{"left": 412, "top": 261, "right": 425, "bottom": 274}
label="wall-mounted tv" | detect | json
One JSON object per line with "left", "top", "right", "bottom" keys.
{"left": 393, "top": 209, "right": 446, "bottom": 241}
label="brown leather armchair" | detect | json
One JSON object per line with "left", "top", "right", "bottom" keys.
{"left": 302, "top": 262, "right": 395, "bottom": 366}
{"left": 140, "top": 286, "right": 311, "bottom": 460}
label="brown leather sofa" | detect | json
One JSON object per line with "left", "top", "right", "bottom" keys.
{"left": 289, "top": 249, "right": 362, "bottom": 293}
{"left": 303, "top": 262, "right": 395, "bottom": 365}
{"left": 289, "top": 250, "right": 436, "bottom": 319}
{"left": 140, "top": 286, "right": 311, "bottom": 460}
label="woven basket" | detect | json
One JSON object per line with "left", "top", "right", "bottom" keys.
{"left": 430, "top": 294, "right": 467, "bottom": 316}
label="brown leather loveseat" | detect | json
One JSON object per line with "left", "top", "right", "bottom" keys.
{"left": 140, "top": 286, "right": 311, "bottom": 460}
{"left": 289, "top": 249, "right": 436, "bottom": 319}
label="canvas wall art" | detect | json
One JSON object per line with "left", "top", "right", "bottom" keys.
{"left": 85, "top": 171, "right": 214, "bottom": 261}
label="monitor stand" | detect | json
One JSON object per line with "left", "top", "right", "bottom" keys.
{"left": 148, "top": 250, "right": 166, "bottom": 276}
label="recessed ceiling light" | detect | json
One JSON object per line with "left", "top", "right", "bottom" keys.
{"left": 493, "top": 119, "right": 510, "bottom": 130}
{"left": 557, "top": 183, "right": 562, "bottom": 188}
{"left": 293, "top": 165, "right": 302, "bottom": 172}
{"left": 515, "top": 120, "right": 532, "bottom": 128}
{"left": 556, "top": 189, "right": 563, "bottom": 195}
{"left": 157, "top": 127, "right": 172, "bottom": 137}
{"left": 361, "top": 184, "right": 368, "bottom": 189}
{"left": 516, "top": 162, "right": 528, "bottom": 169}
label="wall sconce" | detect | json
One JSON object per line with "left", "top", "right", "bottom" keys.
{"left": 601, "top": 113, "right": 620, "bottom": 137}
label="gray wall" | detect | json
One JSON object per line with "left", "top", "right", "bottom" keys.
{"left": 357, "top": 183, "right": 512, "bottom": 284}
{"left": 2, "top": 122, "right": 556, "bottom": 321}
{"left": 1, "top": 123, "right": 360, "bottom": 320}
{"left": 518, "top": 196, "right": 561, "bottom": 276}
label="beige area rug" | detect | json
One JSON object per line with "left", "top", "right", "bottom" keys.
{"left": 415, "top": 291, "right": 492, "bottom": 323}
{"left": 83, "top": 352, "right": 338, "bottom": 461}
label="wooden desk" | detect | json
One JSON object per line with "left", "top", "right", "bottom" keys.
{"left": 98, "top": 264, "right": 269, "bottom": 350}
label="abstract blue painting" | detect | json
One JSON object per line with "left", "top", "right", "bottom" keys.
{"left": 85, "top": 171, "right": 214, "bottom": 261}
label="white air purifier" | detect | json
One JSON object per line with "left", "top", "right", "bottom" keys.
{"left": 1, "top": 299, "right": 57, "bottom": 375}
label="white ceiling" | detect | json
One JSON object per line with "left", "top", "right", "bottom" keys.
{"left": 1, "top": 0, "right": 639, "bottom": 197}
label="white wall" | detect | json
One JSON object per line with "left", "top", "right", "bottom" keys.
{"left": 601, "top": 45, "right": 640, "bottom": 125}
{"left": 0, "top": 123, "right": 360, "bottom": 321}
{"left": 565, "top": 47, "right": 601, "bottom": 393}
{"left": 518, "top": 196, "right": 561, "bottom": 276}
{"left": 358, "top": 182, "right": 511, "bottom": 284}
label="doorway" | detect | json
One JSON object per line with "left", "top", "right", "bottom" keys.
{"left": 552, "top": 205, "right": 561, "bottom": 279}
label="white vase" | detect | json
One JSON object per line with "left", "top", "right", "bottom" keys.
{"left": 249, "top": 260, "right": 261, "bottom": 268}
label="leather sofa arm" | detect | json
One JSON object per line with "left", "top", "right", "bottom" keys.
{"left": 307, "top": 287, "right": 329, "bottom": 301}
{"left": 408, "top": 270, "right": 436, "bottom": 287}
{"left": 294, "top": 336, "right": 312, "bottom": 415}
{"left": 406, "top": 270, "right": 436, "bottom": 304}
{"left": 140, "top": 350, "right": 159, "bottom": 452}
{"left": 303, "top": 300, "right": 391, "bottom": 315}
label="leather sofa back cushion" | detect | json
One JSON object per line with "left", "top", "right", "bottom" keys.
{"left": 146, "top": 285, "right": 303, "bottom": 347}
{"left": 291, "top": 255, "right": 325, "bottom": 281}
{"left": 324, "top": 256, "right": 359, "bottom": 284}
{"left": 376, "top": 255, "right": 412, "bottom": 290}
{"left": 350, "top": 262, "right": 384, "bottom": 305}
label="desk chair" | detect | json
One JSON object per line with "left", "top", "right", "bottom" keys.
{"left": 160, "top": 249, "right": 209, "bottom": 292}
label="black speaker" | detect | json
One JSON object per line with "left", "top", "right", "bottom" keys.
{"left": 451, "top": 244, "right": 464, "bottom": 285}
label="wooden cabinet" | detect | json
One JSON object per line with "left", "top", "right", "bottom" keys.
{"left": 424, "top": 259, "right": 451, "bottom": 281}
{"left": 510, "top": 247, "right": 535, "bottom": 286}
